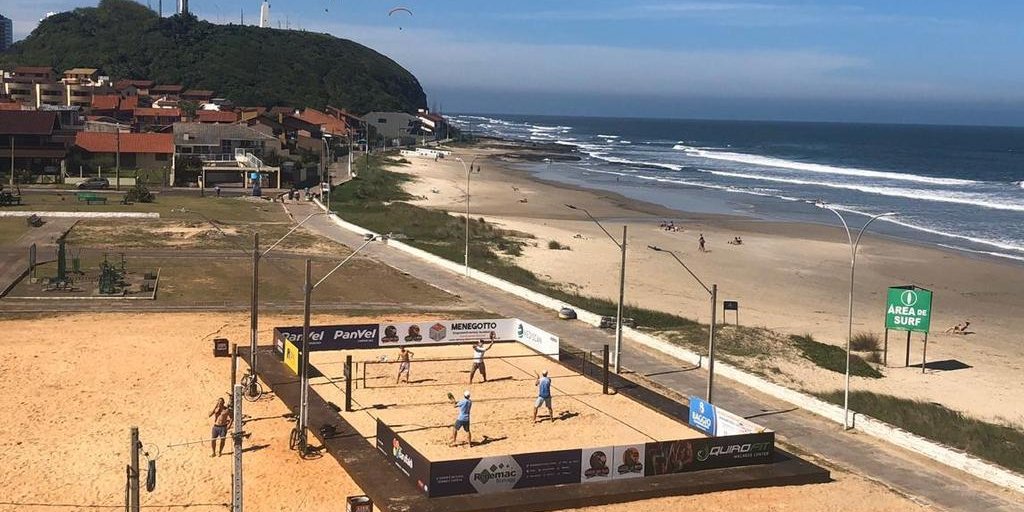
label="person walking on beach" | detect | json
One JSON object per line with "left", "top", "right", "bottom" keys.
{"left": 396, "top": 346, "right": 414, "bottom": 384}
{"left": 469, "top": 339, "right": 494, "bottom": 383}
{"left": 698, "top": 234, "right": 706, "bottom": 253}
{"left": 451, "top": 390, "right": 473, "bottom": 447}
{"left": 209, "top": 398, "right": 233, "bottom": 457}
{"left": 533, "top": 370, "right": 554, "bottom": 423}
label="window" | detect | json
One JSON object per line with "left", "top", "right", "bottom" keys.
{"left": 378, "top": 118, "right": 387, "bottom": 123}
{"left": 156, "top": 153, "right": 169, "bottom": 161}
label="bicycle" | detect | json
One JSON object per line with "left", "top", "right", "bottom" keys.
{"left": 240, "top": 368, "right": 263, "bottom": 402}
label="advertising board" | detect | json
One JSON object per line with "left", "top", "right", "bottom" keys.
{"left": 645, "top": 432, "right": 775, "bottom": 476}
{"left": 283, "top": 339, "right": 300, "bottom": 375}
{"left": 515, "top": 320, "right": 560, "bottom": 360}
{"left": 375, "top": 420, "right": 432, "bottom": 494}
{"left": 274, "top": 324, "right": 380, "bottom": 354}
{"left": 427, "top": 449, "right": 582, "bottom": 497}
{"left": 378, "top": 319, "right": 518, "bottom": 346}
{"left": 688, "top": 395, "right": 717, "bottom": 436}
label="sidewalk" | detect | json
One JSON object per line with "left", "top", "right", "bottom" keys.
{"left": 288, "top": 201, "right": 1023, "bottom": 512}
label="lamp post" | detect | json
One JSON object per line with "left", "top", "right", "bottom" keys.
{"left": 455, "top": 157, "right": 480, "bottom": 277}
{"left": 297, "top": 233, "right": 390, "bottom": 452}
{"left": 251, "top": 211, "right": 327, "bottom": 380}
{"left": 566, "top": 204, "right": 626, "bottom": 374}
{"left": 648, "top": 245, "right": 718, "bottom": 402}
{"left": 815, "top": 202, "right": 896, "bottom": 429}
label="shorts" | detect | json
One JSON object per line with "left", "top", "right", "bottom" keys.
{"left": 212, "top": 425, "right": 227, "bottom": 439}
{"left": 454, "top": 419, "right": 471, "bottom": 432}
{"left": 471, "top": 361, "right": 486, "bottom": 373}
{"left": 535, "top": 396, "right": 552, "bottom": 409}
{"left": 398, "top": 361, "right": 410, "bottom": 374}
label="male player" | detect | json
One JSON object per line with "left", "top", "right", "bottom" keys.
{"left": 396, "top": 346, "right": 414, "bottom": 384}
{"left": 451, "top": 390, "right": 473, "bottom": 447}
{"left": 533, "top": 370, "right": 553, "bottom": 423}
{"left": 469, "top": 338, "right": 494, "bottom": 383}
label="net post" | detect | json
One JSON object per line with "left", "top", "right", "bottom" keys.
{"left": 231, "top": 343, "right": 238, "bottom": 390}
{"left": 345, "top": 355, "right": 353, "bottom": 412}
{"left": 602, "top": 344, "right": 610, "bottom": 395}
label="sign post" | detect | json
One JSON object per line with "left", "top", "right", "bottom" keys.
{"left": 884, "top": 285, "right": 933, "bottom": 372}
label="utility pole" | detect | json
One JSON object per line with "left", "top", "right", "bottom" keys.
{"left": 250, "top": 233, "right": 259, "bottom": 377}
{"left": 299, "top": 259, "right": 312, "bottom": 452}
{"left": 707, "top": 284, "right": 717, "bottom": 403}
{"left": 232, "top": 384, "right": 243, "bottom": 512}
{"left": 129, "top": 427, "right": 140, "bottom": 512}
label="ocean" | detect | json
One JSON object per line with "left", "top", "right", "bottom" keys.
{"left": 449, "top": 114, "right": 1024, "bottom": 263}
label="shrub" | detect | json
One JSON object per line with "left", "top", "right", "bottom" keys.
{"left": 125, "top": 183, "right": 154, "bottom": 203}
{"left": 851, "top": 331, "right": 882, "bottom": 352}
{"left": 790, "top": 334, "right": 882, "bottom": 378}
{"left": 548, "top": 240, "right": 570, "bottom": 250}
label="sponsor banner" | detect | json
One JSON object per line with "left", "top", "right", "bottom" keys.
{"left": 612, "top": 444, "right": 646, "bottom": 479}
{"left": 428, "top": 449, "right": 582, "bottom": 497}
{"left": 645, "top": 432, "right": 774, "bottom": 476}
{"left": 515, "top": 320, "right": 560, "bottom": 360}
{"left": 688, "top": 395, "right": 718, "bottom": 436}
{"left": 379, "top": 319, "right": 518, "bottom": 346}
{"left": 273, "top": 324, "right": 380, "bottom": 354}
{"left": 715, "top": 408, "right": 768, "bottom": 437}
{"left": 375, "top": 420, "right": 432, "bottom": 494}
{"left": 580, "top": 446, "right": 613, "bottom": 483}
{"left": 283, "top": 339, "right": 300, "bottom": 375}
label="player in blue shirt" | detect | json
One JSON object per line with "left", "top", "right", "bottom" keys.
{"left": 533, "top": 370, "right": 553, "bottom": 423}
{"left": 451, "top": 390, "right": 473, "bottom": 447}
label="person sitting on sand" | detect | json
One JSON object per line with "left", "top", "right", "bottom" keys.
{"left": 945, "top": 320, "right": 970, "bottom": 334}
{"left": 729, "top": 236, "right": 743, "bottom": 245}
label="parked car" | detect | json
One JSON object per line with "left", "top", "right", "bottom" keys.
{"left": 558, "top": 307, "right": 577, "bottom": 320}
{"left": 600, "top": 316, "right": 637, "bottom": 329}
{"left": 77, "top": 177, "right": 110, "bottom": 190}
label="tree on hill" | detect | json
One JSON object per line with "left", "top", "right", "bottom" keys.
{"left": 0, "top": 0, "right": 426, "bottom": 113}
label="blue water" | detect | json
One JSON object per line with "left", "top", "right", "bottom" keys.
{"left": 449, "top": 114, "right": 1024, "bottom": 262}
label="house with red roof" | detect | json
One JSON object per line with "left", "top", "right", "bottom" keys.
{"left": 0, "top": 110, "right": 75, "bottom": 175}
{"left": 74, "top": 131, "right": 174, "bottom": 171}
{"left": 133, "top": 107, "right": 182, "bottom": 131}
{"left": 196, "top": 110, "right": 238, "bottom": 124}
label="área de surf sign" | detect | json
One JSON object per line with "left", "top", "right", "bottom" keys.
{"left": 885, "top": 286, "right": 932, "bottom": 333}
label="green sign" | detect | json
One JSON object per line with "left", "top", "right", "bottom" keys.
{"left": 885, "top": 286, "right": 933, "bottom": 333}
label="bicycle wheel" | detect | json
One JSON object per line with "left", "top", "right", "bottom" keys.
{"left": 243, "top": 379, "right": 263, "bottom": 402}
{"left": 289, "top": 427, "right": 304, "bottom": 451}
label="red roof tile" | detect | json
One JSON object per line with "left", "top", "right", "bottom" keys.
{"left": 75, "top": 132, "right": 173, "bottom": 154}
{"left": 134, "top": 107, "right": 182, "bottom": 118}
{"left": 0, "top": 111, "right": 58, "bottom": 135}
{"left": 91, "top": 95, "right": 139, "bottom": 111}
{"left": 13, "top": 66, "right": 54, "bottom": 75}
{"left": 197, "top": 110, "right": 238, "bottom": 123}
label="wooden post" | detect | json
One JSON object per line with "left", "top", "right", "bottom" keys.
{"left": 922, "top": 333, "right": 929, "bottom": 374}
{"left": 231, "top": 343, "right": 238, "bottom": 391}
{"left": 904, "top": 331, "right": 911, "bottom": 367}
{"left": 602, "top": 344, "right": 610, "bottom": 395}
{"left": 345, "top": 355, "right": 353, "bottom": 412}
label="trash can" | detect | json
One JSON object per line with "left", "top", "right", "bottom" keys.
{"left": 346, "top": 495, "right": 373, "bottom": 512}
{"left": 213, "top": 338, "right": 230, "bottom": 357}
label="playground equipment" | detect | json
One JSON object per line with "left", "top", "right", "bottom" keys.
{"left": 99, "top": 254, "right": 128, "bottom": 295}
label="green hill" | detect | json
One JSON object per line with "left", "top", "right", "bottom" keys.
{"left": 0, "top": 0, "right": 426, "bottom": 112}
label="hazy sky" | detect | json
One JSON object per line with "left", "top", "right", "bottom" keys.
{"left": 5, "top": 1, "right": 1024, "bottom": 125}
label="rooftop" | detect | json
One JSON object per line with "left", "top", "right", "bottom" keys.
{"left": 0, "top": 111, "right": 59, "bottom": 135}
{"left": 75, "top": 132, "right": 174, "bottom": 154}
{"left": 91, "top": 95, "right": 139, "bottom": 111}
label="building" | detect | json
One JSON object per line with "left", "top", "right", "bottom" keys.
{"left": 134, "top": 107, "right": 182, "bottom": 131}
{"left": 151, "top": 84, "right": 184, "bottom": 98}
{"left": 196, "top": 110, "right": 238, "bottom": 124}
{"left": 74, "top": 132, "right": 173, "bottom": 171}
{"left": 363, "top": 111, "right": 421, "bottom": 147}
{"left": 259, "top": 1, "right": 270, "bottom": 28}
{"left": 114, "top": 79, "right": 154, "bottom": 97}
{"left": 296, "top": 107, "right": 350, "bottom": 137}
{"left": 62, "top": 68, "right": 100, "bottom": 85}
{"left": 0, "top": 110, "right": 75, "bottom": 179}
{"left": 172, "top": 122, "right": 282, "bottom": 187}
{"left": 178, "top": 0, "right": 189, "bottom": 15}
{"left": 182, "top": 89, "right": 214, "bottom": 103}
{"left": 90, "top": 95, "right": 139, "bottom": 119}
{"left": 416, "top": 109, "right": 451, "bottom": 141}
{"left": 1, "top": 15, "right": 15, "bottom": 52}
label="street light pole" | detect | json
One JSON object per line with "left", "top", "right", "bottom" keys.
{"left": 455, "top": 157, "right": 480, "bottom": 277}
{"left": 296, "top": 233, "right": 389, "bottom": 451}
{"left": 566, "top": 204, "right": 626, "bottom": 373}
{"left": 648, "top": 245, "right": 718, "bottom": 401}
{"left": 816, "top": 203, "right": 896, "bottom": 429}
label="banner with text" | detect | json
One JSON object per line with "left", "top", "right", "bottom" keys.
{"left": 515, "top": 320, "right": 560, "bottom": 360}
{"left": 427, "top": 449, "right": 582, "bottom": 497}
{"left": 375, "top": 420, "right": 432, "bottom": 494}
{"left": 644, "top": 432, "right": 775, "bottom": 476}
{"left": 378, "top": 319, "right": 518, "bottom": 346}
{"left": 273, "top": 324, "right": 380, "bottom": 354}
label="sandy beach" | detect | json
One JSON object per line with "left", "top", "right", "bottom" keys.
{"left": 395, "top": 143, "right": 1024, "bottom": 427}
{"left": 0, "top": 312, "right": 927, "bottom": 512}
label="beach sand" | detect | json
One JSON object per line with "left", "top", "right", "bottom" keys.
{"left": 396, "top": 145, "right": 1024, "bottom": 427}
{"left": 312, "top": 342, "right": 703, "bottom": 461}
{"left": 0, "top": 312, "right": 926, "bottom": 512}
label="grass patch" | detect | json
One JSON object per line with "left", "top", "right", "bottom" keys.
{"left": 6, "top": 193, "right": 286, "bottom": 223}
{"left": 816, "top": 390, "right": 1024, "bottom": 473}
{"left": 851, "top": 331, "right": 882, "bottom": 352}
{"left": 790, "top": 334, "right": 882, "bottom": 378}
{"left": 547, "top": 240, "right": 570, "bottom": 250}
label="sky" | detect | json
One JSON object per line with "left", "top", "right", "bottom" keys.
{"left": 4, "top": 1, "right": 1024, "bottom": 125}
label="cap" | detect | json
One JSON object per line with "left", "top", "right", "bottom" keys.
{"left": 542, "top": 370, "right": 548, "bottom": 376}
{"left": 464, "top": 390, "right": 471, "bottom": 398}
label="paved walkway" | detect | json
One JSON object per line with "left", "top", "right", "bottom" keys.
{"left": 0, "top": 217, "right": 77, "bottom": 296}
{"left": 288, "top": 202, "right": 1023, "bottom": 512}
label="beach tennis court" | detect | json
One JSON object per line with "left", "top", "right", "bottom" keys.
{"left": 308, "top": 342, "right": 704, "bottom": 461}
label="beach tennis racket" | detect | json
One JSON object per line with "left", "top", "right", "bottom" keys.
{"left": 447, "top": 392, "right": 456, "bottom": 403}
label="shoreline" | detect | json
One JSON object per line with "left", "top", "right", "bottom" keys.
{"left": 392, "top": 141, "right": 1024, "bottom": 427}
